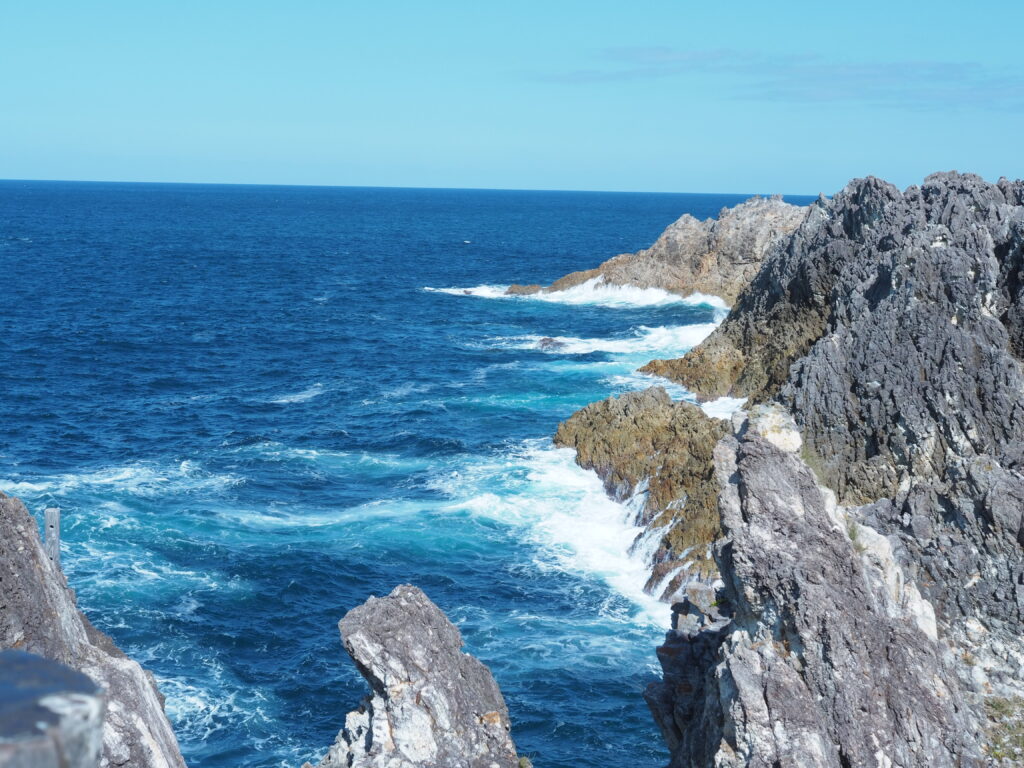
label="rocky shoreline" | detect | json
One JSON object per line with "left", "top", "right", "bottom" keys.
{"left": 4, "top": 171, "right": 1023, "bottom": 766}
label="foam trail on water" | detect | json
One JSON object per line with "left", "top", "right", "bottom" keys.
{"left": 0, "top": 462, "right": 241, "bottom": 498}
{"left": 493, "top": 323, "right": 719, "bottom": 355}
{"left": 425, "top": 277, "right": 730, "bottom": 310}
{"left": 270, "top": 382, "right": 325, "bottom": 404}
{"left": 431, "top": 440, "right": 667, "bottom": 627}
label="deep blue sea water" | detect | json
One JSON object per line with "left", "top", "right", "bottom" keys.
{"left": 0, "top": 181, "right": 813, "bottom": 767}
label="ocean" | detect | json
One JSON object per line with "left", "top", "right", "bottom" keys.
{"left": 0, "top": 181, "right": 813, "bottom": 767}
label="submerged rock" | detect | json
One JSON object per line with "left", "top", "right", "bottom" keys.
{"left": 312, "top": 585, "right": 518, "bottom": 768}
{"left": 507, "top": 195, "right": 806, "bottom": 304}
{"left": 0, "top": 492, "right": 186, "bottom": 768}
{"left": 536, "top": 336, "right": 566, "bottom": 350}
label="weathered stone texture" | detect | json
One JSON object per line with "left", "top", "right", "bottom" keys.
{"left": 647, "top": 409, "right": 983, "bottom": 767}
{"left": 312, "top": 585, "right": 518, "bottom": 768}
{"left": 554, "top": 388, "right": 728, "bottom": 591}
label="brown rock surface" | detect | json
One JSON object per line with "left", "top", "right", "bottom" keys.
{"left": 554, "top": 388, "right": 728, "bottom": 592}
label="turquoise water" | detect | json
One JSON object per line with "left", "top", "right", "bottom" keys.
{"left": 0, "top": 182, "right": 813, "bottom": 767}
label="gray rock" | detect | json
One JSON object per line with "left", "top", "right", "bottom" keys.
{"left": 647, "top": 409, "right": 982, "bottom": 767}
{"left": 638, "top": 173, "right": 1024, "bottom": 765}
{"left": 0, "top": 650, "right": 105, "bottom": 768}
{"left": 0, "top": 493, "right": 186, "bottom": 768}
{"left": 508, "top": 195, "right": 806, "bottom": 304}
{"left": 312, "top": 585, "right": 518, "bottom": 768}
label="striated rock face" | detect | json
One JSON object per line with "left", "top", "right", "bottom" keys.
{"left": 0, "top": 492, "right": 186, "bottom": 768}
{"left": 554, "top": 388, "right": 728, "bottom": 593}
{"left": 634, "top": 173, "right": 1024, "bottom": 765}
{"left": 646, "top": 408, "right": 982, "bottom": 767}
{"left": 507, "top": 195, "right": 806, "bottom": 304}
{"left": 312, "top": 585, "right": 518, "bottom": 768}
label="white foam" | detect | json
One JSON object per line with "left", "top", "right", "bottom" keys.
{"left": 269, "top": 382, "right": 324, "bottom": 404}
{"left": 0, "top": 462, "right": 241, "bottom": 499}
{"left": 425, "top": 276, "right": 730, "bottom": 309}
{"left": 681, "top": 291, "right": 729, "bottom": 311}
{"left": 700, "top": 396, "right": 747, "bottom": 420}
{"left": 605, "top": 372, "right": 691, "bottom": 400}
{"left": 495, "top": 323, "right": 719, "bottom": 356}
{"left": 432, "top": 440, "right": 667, "bottom": 627}
{"left": 423, "top": 284, "right": 510, "bottom": 299}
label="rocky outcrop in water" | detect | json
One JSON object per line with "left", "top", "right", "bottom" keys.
{"left": 554, "top": 388, "right": 728, "bottom": 594}
{"left": 506, "top": 195, "right": 806, "bottom": 304}
{"left": 310, "top": 585, "right": 520, "bottom": 768}
{"left": 0, "top": 492, "right": 187, "bottom": 768}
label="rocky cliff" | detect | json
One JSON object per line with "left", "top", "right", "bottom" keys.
{"left": 0, "top": 492, "right": 187, "bottom": 768}
{"left": 309, "top": 585, "right": 521, "bottom": 768}
{"left": 562, "top": 172, "right": 1024, "bottom": 765}
{"left": 507, "top": 195, "right": 807, "bottom": 304}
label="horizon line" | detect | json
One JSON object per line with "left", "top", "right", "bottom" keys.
{"left": 0, "top": 176, "right": 819, "bottom": 199}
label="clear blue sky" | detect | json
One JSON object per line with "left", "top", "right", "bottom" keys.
{"left": 2, "top": 1, "right": 1022, "bottom": 194}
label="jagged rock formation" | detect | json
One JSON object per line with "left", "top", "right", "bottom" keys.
{"left": 506, "top": 195, "right": 807, "bottom": 304}
{"left": 554, "top": 388, "right": 728, "bottom": 594}
{"left": 561, "top": 172, "right": 1024, "bottom": 764}
{"left": 310, "top": 585, "right": 519, "bottom": 768}
{"left": 0, "top": 492, "right": 186, "bottom": 768}
{"left": 646, "top": 407, "right": 981, "bottom": 767}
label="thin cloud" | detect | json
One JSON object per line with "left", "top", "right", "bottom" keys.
{"left": 534, "top": 48, "right": 1024, "bottom": 112}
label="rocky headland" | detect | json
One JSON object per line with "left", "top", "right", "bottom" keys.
{"left": 560, "top": 172, "right": 1024, "bottom": 764}
{"left": 507, "top": 194, "right": 807, "bottom": 304}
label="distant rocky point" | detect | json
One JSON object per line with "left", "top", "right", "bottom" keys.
{"left": 507, "top": 194, "right": 807, "bottom": 304}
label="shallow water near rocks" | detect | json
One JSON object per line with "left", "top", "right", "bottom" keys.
{"left": 0, "top": 181, "right": 812, "bottom": 767}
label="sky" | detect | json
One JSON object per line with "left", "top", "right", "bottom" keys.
{"left": 2, "top": 1, "right": 1023, "bottom": 194}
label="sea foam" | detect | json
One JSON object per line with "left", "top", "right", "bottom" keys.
{"left": 426, "top": 277, "right": 730, "bottom": 310}
{"left": 495, "top": 323, "right": 718, "bottom": 356}
{"left": 431, "top": 439, "right": 668, "bottom": 627}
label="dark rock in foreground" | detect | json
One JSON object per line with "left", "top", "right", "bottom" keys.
{"left": 0, "top": 649, "right": 105, "bottom": 768}
{"left": 311, "top": 585, "right": 518, "bottom": 768}
{"left": 0, "top": 493, "right": 186, "bottom": 768}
